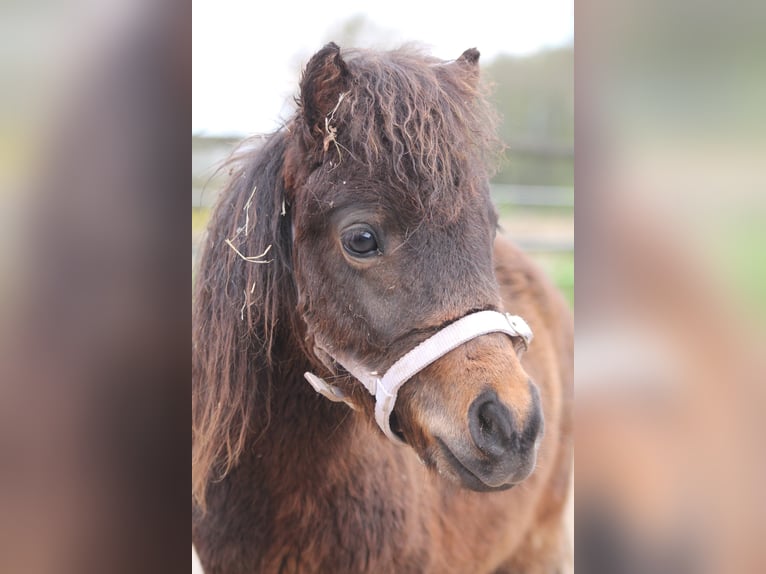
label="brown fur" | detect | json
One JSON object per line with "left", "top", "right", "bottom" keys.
{"left": 192, "top": 44, "right": 572, "bottom": 573}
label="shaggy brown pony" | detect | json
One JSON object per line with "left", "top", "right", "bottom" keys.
{"left": 192, "top": 43, "right": 573, "bottom": 573}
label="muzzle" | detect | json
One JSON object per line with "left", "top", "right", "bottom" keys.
{"left": 304, "top": 310, "right": 533, "bottom": 445}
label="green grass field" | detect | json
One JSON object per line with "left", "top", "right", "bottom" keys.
{"left": 708, "top": 213, "right": 766, "bottom": 323}
{"left": 534, "top": 251, "right": 574, "bottom": 308}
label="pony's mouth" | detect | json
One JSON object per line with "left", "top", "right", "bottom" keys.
{"left": 435, "top": 438, "right": 516, "bottom": 493}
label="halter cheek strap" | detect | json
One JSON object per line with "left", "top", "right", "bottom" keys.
{"left": 304, "top": 310, "right": 533, "bottom": 445}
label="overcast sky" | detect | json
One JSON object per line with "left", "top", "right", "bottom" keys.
{"left": 192, "top": 0, "right": 573, "bottom": 136}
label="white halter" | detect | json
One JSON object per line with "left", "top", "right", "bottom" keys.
{"left": 304, "top": 310, "right": 533, "bottom": 444}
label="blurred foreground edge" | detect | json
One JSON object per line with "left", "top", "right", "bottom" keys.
{"left": 0, "top": 1, "right": 188, "bottom": 574}
{"left": 576, "top": 0, "right": 766, "bottom": 573}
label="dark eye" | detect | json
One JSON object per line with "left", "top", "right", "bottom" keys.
{"left": 341, "top": 227, "right": 380, "bottom": 257}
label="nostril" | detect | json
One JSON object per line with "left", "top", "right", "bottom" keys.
{"left": 477, "top": 401, "right": 512, "bottom": 443}
{"left": 478, "top": 407, "right": 494, "bottom": 436}
{"left": 523, "top": 380, "right": 544, "bottom": 446}
{"left": 469, "top": 392, "right": 515, "bottom": 458}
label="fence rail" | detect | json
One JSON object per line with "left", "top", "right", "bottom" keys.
{"left": 491, "top": 184, "right": 574, "bottom": 208}
{"left": 193, "top": 184, "right": 573, "bottom": 254}
{"left": 192, "top": 135, "right": 573, "bottom": 256}
{"left": 193, "top": 184, "right": 574, "bottom": 209}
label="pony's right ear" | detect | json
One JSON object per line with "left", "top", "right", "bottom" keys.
{"left": 455, "top": 47, "right": 481, "bottom": 87}
{"left": 298, "top": 42, "right": 351, "bottom": 145}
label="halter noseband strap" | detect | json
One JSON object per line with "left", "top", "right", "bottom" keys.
{"left": 304, "top": 310, "right": 533, "bottom": 445}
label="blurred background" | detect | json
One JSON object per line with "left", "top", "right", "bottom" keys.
{"left": 1, "top": 2, "right": 188, "bottom": 573}
{"left": 577, "top": 0, "right": 766, "bottom": 572}
{"left": 192, "top": 1, "right": 575, "bottom": 307}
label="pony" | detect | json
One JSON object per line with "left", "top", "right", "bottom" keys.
{"left": 192, "top": 43, "right": 573, "bottom": 573}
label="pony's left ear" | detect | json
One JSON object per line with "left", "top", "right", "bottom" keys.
{"left": 455, "top": 47, "right": 481, "bottom": 86}
{"left": 298, "top": 42, "right": 351, "bottom": 146}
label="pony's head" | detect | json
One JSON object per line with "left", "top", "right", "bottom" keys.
{"left": 284, "top": 44, "right": 543, "bottom": 491}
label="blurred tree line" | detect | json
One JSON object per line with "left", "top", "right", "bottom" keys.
{"left": 194, "top": 19, "right": 573, "bottom": 195}
{"left": 323, "top": 16, "right": 573, "bottom": 187}
{"left": 484, "top": 46, "right": 573, "bottom": 186}
{"left": 324, "top": 14, "right": 574, "bottom": 187}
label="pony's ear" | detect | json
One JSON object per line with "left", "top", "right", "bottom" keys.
{"left": 457, "top": 47, "right": 480, "bottom": 66}
{"left": 299, "top": 42, "right": 351, "bottom": 144}
{"left": 455, "top": 47, "right": 481, "bottom": 86}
